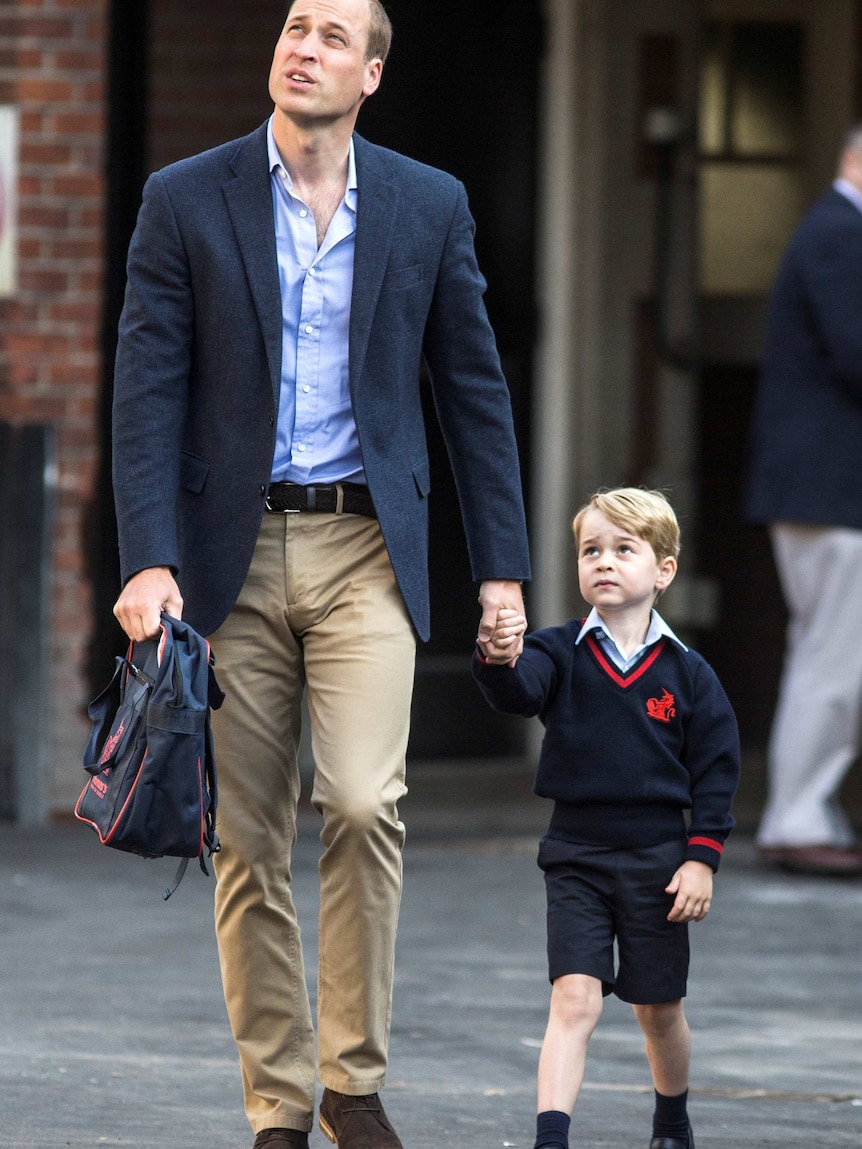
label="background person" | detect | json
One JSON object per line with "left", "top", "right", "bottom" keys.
{"left": 744, "top": 124, "right": 862, "bottom": 877}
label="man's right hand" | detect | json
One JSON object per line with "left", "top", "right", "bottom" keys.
{"left": 113, "top": 566, "right": 183, "bottom": 642}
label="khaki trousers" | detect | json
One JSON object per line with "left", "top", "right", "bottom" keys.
{"left": 208, "top": 511, "right": 416, "bottom": 1134}
{"left": 757, "top": 523, "right": 862, "bottom": 848}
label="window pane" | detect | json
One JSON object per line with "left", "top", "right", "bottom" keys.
{"left": 699, "top": 23, "right": 727, "bottom": 155}
{"left": 699, "top": 164, "right": 806, "bottom": 293}
{"left": 730, "top": 23, "right": 804, "bottom": 157}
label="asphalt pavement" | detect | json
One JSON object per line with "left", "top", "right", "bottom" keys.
{"left": 1, "top": 769, "right": 860, "bottom": 1148}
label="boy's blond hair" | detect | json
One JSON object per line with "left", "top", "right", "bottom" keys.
{"left": 572, "top": 487, "right": 681, "bottom": 560}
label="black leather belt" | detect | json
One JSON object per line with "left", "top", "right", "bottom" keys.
{"left": 265, "top": 481, "right": 376, "bottom": 519}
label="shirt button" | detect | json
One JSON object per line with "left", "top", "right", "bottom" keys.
{"left": 302, "top": 385, "right": 311, "bottom": 393}
{"left": 305, "top": 325, "right": 313, "bottom": 334}
{"left": 308, "top": 267, "right": 316, "bottom": 276}
{"left": 297, "top": 444, "right": 306, "bottom": 452}
{"left": 279, "top": 170, "right": 287, "bottom": 181}
{"left": 299, "top": 209, "right": 308, "bottom": 217}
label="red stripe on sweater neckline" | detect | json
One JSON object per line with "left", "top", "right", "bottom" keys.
{"left": 585, "top": 633, "right": 667, "bottom": 687}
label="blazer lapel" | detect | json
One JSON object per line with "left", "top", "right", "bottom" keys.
{"left": 350, "top": 135, "right": 400, "bottom": 393}
{"left": 222, "top": 125, "right": 283, "bottom": 408}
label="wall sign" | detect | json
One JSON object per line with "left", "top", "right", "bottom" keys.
{"left": 0, "top": 106, "right": 18, "bottom": 298}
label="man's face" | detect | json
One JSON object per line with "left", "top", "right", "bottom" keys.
{"left": 841, "top": 145, "right": 862, "bottom": 194}
{"left": 269, "top": 0, "right": 382, "bottom": 128}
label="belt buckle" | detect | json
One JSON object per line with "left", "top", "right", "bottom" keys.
{"left": 265, "top": 488, "right": 300, "bottom": 513}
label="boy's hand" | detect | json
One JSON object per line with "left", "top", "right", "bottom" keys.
{"left": 665, "top": 860, "right": 713, "bottom": 923}
{"left": 477, "top": 581, "right": 526, "bottom": 667}
{"left": 477, "top": 607, "right": 527, "bottom": 666}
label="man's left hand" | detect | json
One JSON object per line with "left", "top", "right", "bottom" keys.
{"left": 477, "top": 579, "right": 526, "bottom": 667}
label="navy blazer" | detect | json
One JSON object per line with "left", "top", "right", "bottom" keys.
{"left": 743, "top": 188, "right": 862, "bottom": 530}
{"left": 113, "top": 124, "right": 530, "bottom": 640}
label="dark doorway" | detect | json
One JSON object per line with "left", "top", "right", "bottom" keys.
{"left": 361, "top": 1, "right": 540, "bottom": 758}
{"left": 694, "top": 365, "right": 786, "bottom": 821}
{"left": 87, "top": 0, "right": 151, "bottom": 698}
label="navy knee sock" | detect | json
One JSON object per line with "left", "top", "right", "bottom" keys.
{"left": 652, "top": 1089, "right": 689, "bottom": 1140}
{"left": 535, "top": 1110, "right": 570, "bottom": 1149}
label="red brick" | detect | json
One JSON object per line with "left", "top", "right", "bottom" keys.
{"left": 17, "top": 17, "right": 76, "bottom": 38}
{"left": 54, "top": 48, "right": 103, "bottom": 71}
{"left": 52, "top": 172, "right": 103, "bottom": 197}
{"left": 51, "top": 237, "right": 102, "bottom": 260}
{"left": 21, "top": 140, "right": 73, "bottom": 164}
{"left": 19, "top": 267, "right": 70, "bottom": 292}
{"left": 16, "top": 77, "right": 74, "bottom": 102}
{"left": 53, "top": 109, "right": 103, "bottom": 134}
{"left": 50, "top": 299, "right": 100, "bottom": 324}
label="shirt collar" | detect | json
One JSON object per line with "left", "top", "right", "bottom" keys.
{"left": 267, "top": 115, "right": 358, "bottom": 209}
{"left": 833, "top": 177, "right": 862, "bottom": 215}
{"left": 575, "top": 606, "right": 688, "bottom": 651}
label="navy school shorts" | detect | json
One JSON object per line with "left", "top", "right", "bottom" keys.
{"left": 538, "top": 835, "right": 690, "bottom": 1004}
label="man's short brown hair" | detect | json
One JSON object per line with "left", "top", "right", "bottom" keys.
{"left": 366, "top": 0, "right": 392, "bottom": 63}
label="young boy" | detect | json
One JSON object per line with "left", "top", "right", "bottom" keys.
{"left": 472, "top": 488, "right": 739, "bottom": 1149}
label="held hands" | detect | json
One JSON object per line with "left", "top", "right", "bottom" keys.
{"left": 665, "top": 860, "right": 713, "bottom": 923}
{"left": 113, "top": 566, "right": 184, "bottom": 643}
{"left": 477, "top": 579, "right": 527, "bottom": 667}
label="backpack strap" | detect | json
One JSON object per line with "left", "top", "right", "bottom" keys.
{"left": 163, "top": 858, "right": 191, "bottom": 901}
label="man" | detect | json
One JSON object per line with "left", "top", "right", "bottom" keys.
{"left": 743, "top": 124, "right": 862, "bottom": 878}
{"left": 112, "top": 1, "right": 530, "bottom": 1146}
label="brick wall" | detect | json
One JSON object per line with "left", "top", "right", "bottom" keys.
{"left": 0, "top": 0, "right": 107, "bottom": 811}
{"left": 149, "top": 0, "right": 275, "bottom": 171}
{"left": 0, "top": 0, "right": 276, "bottom": 818}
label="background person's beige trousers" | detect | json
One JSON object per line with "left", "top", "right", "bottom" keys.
{"left": 209, "top": 511, "right": 417, "bottom": 1134}
{"left": 757, "top": 523, "right": 862, "bottom": 849}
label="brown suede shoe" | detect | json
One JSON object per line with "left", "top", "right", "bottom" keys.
{"left": 759, "top": 844, "right": 862, "bottom": 877}
{"left": 253, "top": 1130, "right": 309, "bottom": 1149}
{"left": 318, "top": 1089, "right": 403, "bottom": 1149}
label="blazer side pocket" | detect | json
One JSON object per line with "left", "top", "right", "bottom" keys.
{"left": 412, "top": 457, "right": 430, "bottom": 499}
{"left": 180, "top": 450, "right": 210, "bottom": 494}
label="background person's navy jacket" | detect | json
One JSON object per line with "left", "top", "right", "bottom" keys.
{"left": 113, "top": 124, "right": 531, "bottom": 640}
{"left": 744, "top": 187, "right": 862, "bottom": 529}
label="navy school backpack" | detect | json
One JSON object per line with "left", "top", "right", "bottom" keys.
{"left": 75, "top": 613, "right": 224, "bottom": 898}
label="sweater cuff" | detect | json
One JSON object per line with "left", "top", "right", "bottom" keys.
{"left": 686, "top": 835, "right": 725, "bottom": 872}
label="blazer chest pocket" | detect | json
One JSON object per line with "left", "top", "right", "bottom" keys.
{"left": 180, "top": 450, "right": 209, "bottom": 494}
{"left": 381, "top": 264, "right": 424, "bottom": 293}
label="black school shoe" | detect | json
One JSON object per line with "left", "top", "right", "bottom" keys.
{"left": 649, "top": 1124, "right": 694, "bottom": 1149}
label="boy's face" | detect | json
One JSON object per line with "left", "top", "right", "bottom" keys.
{"left": 576, "top": 508, "right": 676, "bottom": 616}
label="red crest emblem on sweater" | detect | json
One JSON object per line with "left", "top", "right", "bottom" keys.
{"left": 646, "top": 689, "right": 676, "bottom": 722}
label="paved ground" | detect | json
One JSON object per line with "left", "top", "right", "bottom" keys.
{"left": 1, "top": 780, "right": 861, "bottom": 1148}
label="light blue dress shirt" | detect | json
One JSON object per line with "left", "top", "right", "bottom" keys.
{"left": 834, "top": 177, "right": 862, "bottom": 216}
{"left": 575, "top": 606, "right": 687, "bottom": 673}
{"left": 267, "top": 117, "right": 365, "bottom": 484}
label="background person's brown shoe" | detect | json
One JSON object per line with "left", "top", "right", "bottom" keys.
{"left": 319, "top": 1089, "right": 403, "bottom": 1149}
{"left": 759, "top": 844, "right": 862, "bottom": 877}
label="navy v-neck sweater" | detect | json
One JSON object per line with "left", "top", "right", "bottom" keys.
{"left": 472, "top": 619, "right": 740, "bottom": 870}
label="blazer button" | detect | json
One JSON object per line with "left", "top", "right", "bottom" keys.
{"left": 259, "top": 484, "right": 266, "bottom": 496}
